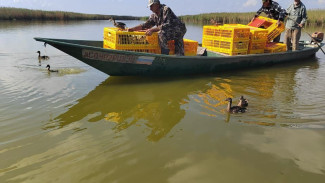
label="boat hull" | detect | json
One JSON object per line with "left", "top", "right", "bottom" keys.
{"left": 34, "top": 37, "right": 323, "bottom": 76}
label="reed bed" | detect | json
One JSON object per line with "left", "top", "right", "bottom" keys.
{"left": 1, "top": 7, "right": 324, "bottom": 28}
{"left": 180, "top": 10, "right": 325, "bottom": 28}
{"left": 0, "top": 7, "right": 138, "bottom": 20}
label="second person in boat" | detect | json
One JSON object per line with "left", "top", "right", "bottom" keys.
{"left": 128, "top": 0, "right": 187, "bottom": 56}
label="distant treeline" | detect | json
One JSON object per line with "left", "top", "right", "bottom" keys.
{"left": 1, "top": 7, "right": 324, "bottom": 28}
{"left": 0, "top": 7, "right": 139, "bottom": 20}
{"left": 180, "top": 10, "right": 325, "bottom": 28}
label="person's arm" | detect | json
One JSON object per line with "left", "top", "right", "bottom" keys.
{"left": 252, "top": 7, "right": 262, "bottom": 22}
{"left": 145, "top": 26, "right": 160, "bottom": 36}
{"left": 128, "top": 14, "right": 156, "bottom": 32}
{"left": 128, "top": 25, "right": 143, "bottom": 32}
{"left": 275, "top": 4, "right": 286, "bottom": 26}
{"left": 275, "top": 4, "right": 286, "bottom": 22}
{"left": 299, "top": 5, "right": 307, "bottom": 27}
{"left": 255, "top": 7, "right": 263, "bottom": 18}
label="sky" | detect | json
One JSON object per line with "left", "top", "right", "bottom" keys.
{"left": 0, "top": 0, "right": 324, "bottom": 16}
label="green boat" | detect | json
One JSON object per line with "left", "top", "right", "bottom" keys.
{"left": 34, "top": 37, "right": 324, "bottom": 76}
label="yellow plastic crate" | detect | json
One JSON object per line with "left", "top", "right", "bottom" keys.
{"left": 248, "top": 27, "right": 268, "bottom": 41}
{"left": 249, "top": 40, "right": 266, "bottom": 50}
{"left": 202, "top": 36, "right": 249, "bottom": 53}
{"left": 103, "top": 27, "right": 159, "bottom": 50}
{"left": 220, "top": 39, "right": 249, "bottom": 51}
{"left": 203, "top": 25, "right": 222, "bottom": 37}
{"left": 203, "top": 24, "right": 250, "bottom": 40}
{"left": 264, "top": 42, "right": 287, "bottom": 53}
{"left": 248, "top": 16, "right": 285, "bottom": 42}
{"left": 248, "top": 40, "right": 267, "bottom": 54}
{"left": 220, "top": 25, "right": 250, "bottom": 40}
{"left": 168, "top": 39, "right": 198, "bottom": 56}
{"left": 103, "top": 39, "right": 160, "bottom": 54}
{"left": 202, "top": 35, "right": 220, "bottom": 52}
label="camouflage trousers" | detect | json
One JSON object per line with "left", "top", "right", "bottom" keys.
{"left": 159, "top": 23, "right": 187, "bottom": 56}
{"left": 284, "top": 28, "right": 301, "bottom": 51}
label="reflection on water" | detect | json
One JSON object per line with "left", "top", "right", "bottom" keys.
{"left": 47, "top": 77, "right": 211, "bottom": 142}
{"left": 44, "top": 57, "right": 325, "bottom": 145}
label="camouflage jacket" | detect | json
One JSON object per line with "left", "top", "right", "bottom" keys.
{"left": 255, "top": 1, "right": 286, "bottom": 21}
{"left": 141, "top": 4, "right": 185, "bottom": 32}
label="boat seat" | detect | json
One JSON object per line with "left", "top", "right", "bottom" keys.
{"left": 197, "top": 46, "right": 207, "bottom": 56}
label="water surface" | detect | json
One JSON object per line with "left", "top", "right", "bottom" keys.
{"left": 0, "top": 20, "right": 325, "bottom": 182}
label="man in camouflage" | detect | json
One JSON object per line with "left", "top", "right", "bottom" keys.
{"left": 128, "top": 0, "right": 187, "bottom": 56}
{"left": 253, "top": 0, "right": 286, "bottom": 42}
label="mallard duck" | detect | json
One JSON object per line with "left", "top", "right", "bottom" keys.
{"left": 237, "top": 96, "right": 248, "bottom": 108}
{"left": 37, "top": 51, "right": 49, "bottom": 60}
{"left": 210, "top": 18, "right": 222, "bottom": 26}
{"left": 109, "top": 18, "right": 126, "bottom": 30}
{"left": 46, "top": 64, "right": 58, "bottom": 72}
{"left": 225, "top": 98, "right": 246, "bottom": 113}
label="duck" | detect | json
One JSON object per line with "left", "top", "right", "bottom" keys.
{"left": 210, "top": 18, "right": 222, "bottom": 26}
{"left": 237, "top": 96, "right": 248, "bottom": 108}
{"left": 46, "top": 64, "right": 58, "bottom": 72}
{"left": 109, "top": 18, "right": 126, "bottom": 30}
{"left": 37, "top": 51, "right": 50, "bottom": 60}
{"left": 225, "top": 98, "right": 246, "bottom": 113}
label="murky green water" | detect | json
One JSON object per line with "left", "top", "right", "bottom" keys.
{"left": 1, "top": 20, "right": 325, "bottom": 182}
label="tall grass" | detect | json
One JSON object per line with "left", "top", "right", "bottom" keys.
{"left": 180, "top": 12, "right": 255, "bottom": 25}
{"left": 179, "top": 10, "right": 325, "bottom": 28}
{"left": 0, "top": 7, "right": 139, "bottom": 20}
{"left": 1, "top": 7, "right": 324, "bottom": 28}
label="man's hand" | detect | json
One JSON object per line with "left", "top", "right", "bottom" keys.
{"left": 146, "top": 28, "right": 153, "bottom": 36}
{"left": 298, "top": 24, "right": 304, "bottom": 28}
{"left": 277, "top": 20, "right": 281, "bottom": 27}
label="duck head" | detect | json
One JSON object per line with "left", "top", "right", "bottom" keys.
{"left": 225, "top": 98, "right": 232, "bottom": 102}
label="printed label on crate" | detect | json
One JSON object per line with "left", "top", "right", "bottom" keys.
{"left": 82, "top": 49, "right": 154, "bottom": 65}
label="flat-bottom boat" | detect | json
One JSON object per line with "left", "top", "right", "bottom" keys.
{"left": 34, "top": 37, "right": 324, "bottom": 76}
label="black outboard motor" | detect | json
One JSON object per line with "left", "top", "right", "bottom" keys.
{"left": 311, "top": 32, "right": 324, "bottom": 43}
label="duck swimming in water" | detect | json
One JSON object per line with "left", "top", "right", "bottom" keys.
{"left": 46, "top": 64, "right": 58, "bottom": 72}
{"left": 237, "top": 96, "right": 248, "bottom": 108}
{"left": 37, "top": 51, "right": 50, "bottom": 60}
{"left": 109, "top": 18, "right": 126, "bottom": 30}
{"left": 225, "top": 98, "right": 246, "bottom": 113}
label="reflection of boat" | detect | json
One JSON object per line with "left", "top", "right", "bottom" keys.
{"left": 48, "top": 77, "right": 211, "bottom": 142}
{"left": 34, "top": 37, "right": 324, "bottom": 76}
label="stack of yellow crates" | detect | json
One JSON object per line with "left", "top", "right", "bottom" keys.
{"left": 202, "top": 25, "right": 250, "bottom": 56}
{"left": 248, "top": 27, "right": 268, "bottom": 54}
{"left": 248, "top": 16, "right": 287, "bottom": 53}
{"left": 202, "top": 16, "right": 286, "bottom": 56}
{"left": 103, "top": 27, "right": 198, "bottom": 56}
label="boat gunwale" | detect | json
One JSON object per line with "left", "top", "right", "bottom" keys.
{"left": 34, "top": 37, "right": 323, "bottom": 60}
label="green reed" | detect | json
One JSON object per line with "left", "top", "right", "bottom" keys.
{"left": 0, "top": 7, "right": 138, "bottom": 20}
{"left": 180, "top": 10, "right": 325, "bottom": 28}
{"left": 1, "top": 7, "right": 324, "bottom": 28}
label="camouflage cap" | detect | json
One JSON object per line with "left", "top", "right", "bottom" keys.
{"left": 148, "top": 0, "right": 160, "bottom": 7}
